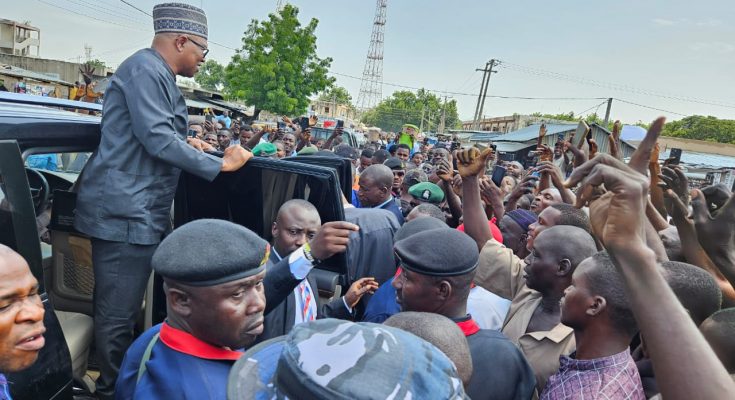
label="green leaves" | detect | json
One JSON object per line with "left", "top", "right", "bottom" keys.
{"left": 194, "top": 59, "right": 226, "bottom": 91}
{"left": 662, "top": 115, "right": 735, "bottom": 144}
{"left": 224, "top": 4, "right": 334, "bottom": 116}
{"left": 361, "top": 89, "right": 460, "bottom": 132}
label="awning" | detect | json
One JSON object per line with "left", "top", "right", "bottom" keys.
{"left": 205, "top": 98, "right": 254, "bottom": 116}
{"left": 494, "top": 142, "right": 533, "bottom": 153}
{"left": 185, "top": 98, "right": 227, "bottom": 111}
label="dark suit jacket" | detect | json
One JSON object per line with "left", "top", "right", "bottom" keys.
{"left": 259, "top": 252, "right": 353, "bottom": 342}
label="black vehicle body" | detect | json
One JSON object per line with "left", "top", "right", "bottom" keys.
{"left": 0, "top": 93, "right": 349, "bottom": 399}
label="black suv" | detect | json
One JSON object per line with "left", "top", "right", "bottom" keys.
{"left": 0, "top": 93, "right": 350, "bottom": 399}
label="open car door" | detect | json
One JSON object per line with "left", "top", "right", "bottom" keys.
{"left": 174, "top": 157, "right": 348, "bottom": 311}
{"left": 0, "top": 140, "right": 73, "bottom": 400}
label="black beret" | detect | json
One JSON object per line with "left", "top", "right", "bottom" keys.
{"left": 152, "top": 219, "right": 269, "bottom": 286}
{"left": 394, "top": 217, "right": 448, "bottom": 242}
{"left": 383, "top": 157, "right": 406, "bottom": 170}
{"left": 394, "top": 228, "right": 478, "bottom": 277}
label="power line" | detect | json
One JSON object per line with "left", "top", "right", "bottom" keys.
{"left": 498, "top": 60, "right": 735, "bottom": 110}
{"left": 119, "top": 0, "right": 150, "bottom": 17}
{"left": 37, "top": 0, "right": 144, "bottom": 31}
{"left": 62, "top": 0, "right": 148, "bottom": 25}
{"left": 614, "top": 98, "right": 689, "bottom": 117}
{"left": 329, "top": 71, "right": 607, "bottom": 101}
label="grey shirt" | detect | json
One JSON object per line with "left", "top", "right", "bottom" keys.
{"left": 75, "top": 48, "right": 222, "bottom": 245}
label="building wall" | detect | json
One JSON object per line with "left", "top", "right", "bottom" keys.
{"left": 0, "top": 54, "right": 81, "bottom": 83}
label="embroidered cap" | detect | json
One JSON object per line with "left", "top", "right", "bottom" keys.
{"left": 227, "top": 319, "right": 468, "bottom": 400}
{"left": 153, "top": 3, "right": 208, "bottom": 40}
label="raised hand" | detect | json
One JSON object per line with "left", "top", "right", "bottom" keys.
{"left": 536, "top": 144, "right": 554, "bottom": 162}
{"left": 658, "top": 166, "right": 689, "bottom": 217}
{"left": 565, "top": 154, "right": 648, "bottom": 249}
{"left": 563, "top": 140, "right": 588, "bottom": 168}
{"left": 79, "top": 62, "right": 95, "bottom": 85}
{"left": 455, "top": 147, "right": 494, "bottom": 178}
{"left": 309, "top": 221, "right": 360, "bottom": 260}
{"left": 436, "top": 158, "right": 454, "bottom": 182}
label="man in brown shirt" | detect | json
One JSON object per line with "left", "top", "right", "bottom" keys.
{"left": 456, "top": 147, "right": 598, "bottom": 392}
{"left": 479, "top": 227, "right": 597, "bottom": 391}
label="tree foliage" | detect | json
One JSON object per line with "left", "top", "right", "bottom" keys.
{"left": 87, "top": 59, "right": 106, "bottom": 71}
{"left": 194, "top": 59, "right": 226, "bottom": 91}
{"left": 530, "top": 111, "right": 614, "bottom": 130}
{"left": 225, "top": 4, "right": 333, "bottom": 116}
{"left": 317, "top": 85, "right": 352, "bottom": 106}
{"left": 662, "top": 115, "right": 735, "bottom": 144}
{"left": 361, "top": 89, "right": 460, "bottom": 132}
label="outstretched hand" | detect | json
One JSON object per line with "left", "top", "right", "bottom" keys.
{"left": 455, "top": 147, "right": 494, "bottom": 178}
{"left": 565, "top": 154, "right": 649, "bottom": 250}
{"left": 343, "top": 277, "right": 380, "bottom": 308}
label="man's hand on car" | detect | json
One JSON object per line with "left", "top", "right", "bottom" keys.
{"left": 309, "top": 221, "right": 360, "bottom": 260}
{"left": 221, "top": 145, "right": 253, "bottom": 172}
{"left": 344, "top": 277, "right": 380, "bottom": 308}
{"left": 186, "top": 137, "right": 216, "bottom": 152}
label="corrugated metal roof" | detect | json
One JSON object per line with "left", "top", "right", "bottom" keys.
{"left": 659, "top": 149, "right": 735, "bottom": 169}
{"left": 0, "top": 64, "right": 73, "bottom": 86}
{"left": 490, "top": 123, "right": 577, "bottom": 142}
{"left": 495, "top": 142, "right": 532, "bottom": 152}
{"left": 469, "top": 132, "right": 503, "bottom": 142}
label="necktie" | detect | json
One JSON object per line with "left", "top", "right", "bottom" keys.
{"left": 299, "top": 282, "right": 315, "bottom": 322}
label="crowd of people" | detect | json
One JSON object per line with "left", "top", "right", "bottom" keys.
{"left": 2, "top": 3, "right": 735, "bottom": 400}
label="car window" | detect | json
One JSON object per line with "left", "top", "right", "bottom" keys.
{"left": 0, "top": 175, "right": 18, "bottom": 249}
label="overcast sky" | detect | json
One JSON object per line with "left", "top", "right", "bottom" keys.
{"left": 7, "top": 0, "right": 734, "bottom": 123}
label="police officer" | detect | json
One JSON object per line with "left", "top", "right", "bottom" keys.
{"left": 73, "top": 4, "right": 252, "bottom": 398}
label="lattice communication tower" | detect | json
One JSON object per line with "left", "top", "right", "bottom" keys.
{"left": 356, "top": 0, "right": 388, "bottom": 110}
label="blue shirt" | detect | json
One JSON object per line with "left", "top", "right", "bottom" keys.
{"left": 116, "top": 323, "right": 241, "bottom": 400}
{"left": 376, "top": 198, "right": 404, "bottom": 225}
{"left": 0, "top": 374, "right": 11, "bottom": 400}
{"left": 26, "top": 154, "right": 57, "bottom": 171}
{"left": 215, "top": 115, "right": 231, "bottom": 128}
{"left": 362, "top": 277, "right": 400, "bottom": 324}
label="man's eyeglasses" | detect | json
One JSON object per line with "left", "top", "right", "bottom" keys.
{"left": 186, "top": 36, "right": 209, "bottom": 57}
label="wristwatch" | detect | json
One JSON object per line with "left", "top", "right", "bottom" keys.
{"left": 302, "top": 242, "right": 324, "bottom": 267}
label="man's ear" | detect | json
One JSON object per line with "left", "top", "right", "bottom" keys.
{"left": 437, "top": 279, "right": 453, "bottom": 302}
{"left": 271, "top": 222, "right": 278, "bottom": 238}
{"left": 587, "top": 295, "right": 607, "bottom": 317}
{"left": 167, "top": 287, "right": 192, "bottom": 318}
{"left": 557, "top": 258, "right": 573, "bottom": 276}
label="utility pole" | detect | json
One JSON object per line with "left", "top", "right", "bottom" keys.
{"left": 476, "top": 59, "right": 498, "bottom": 130}
{"left": 602, "top": 98, "right": 613, "bottom": 127}
{"left": 332, "top": 94, "right": 337, "bottom": 118}
{"left": 472, "top": 61, "right": 490, "bottom": 129}
{"left": 472, "top": 59, "right": 499, "bottom": 130}
{"left": 439, "top": 95, "right": 450, "bottom": 134}
{"left": 419, "top": 107, "right": 426, "bottom": 133}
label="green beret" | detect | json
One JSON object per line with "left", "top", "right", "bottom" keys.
{"left": 297, "top": 145, "right": 318, "bottom": 155}
{"left": 408, "top": 182, "right": 445, "bottom": 204}
{"left": 152, "top": 219, "right": 269, "bottom": 286}
{"left": 253, "top": 142, "right": 277, "bottom": 156}
{"left": 394, "top": 228, "right": 478, "bottom": 277}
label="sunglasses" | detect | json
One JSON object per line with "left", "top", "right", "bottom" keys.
{"left": 186, "top": 36, "right": 209, "bottom": 57}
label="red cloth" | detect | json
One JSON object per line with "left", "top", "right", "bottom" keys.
{"left": 456, "top": 219, "right": 503, "bottom": 244}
